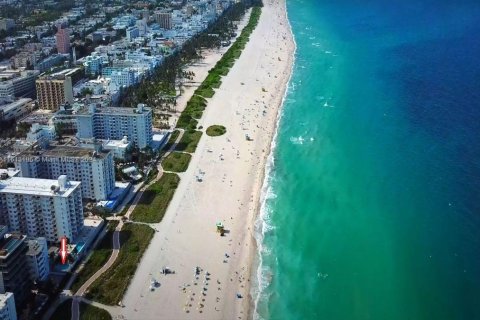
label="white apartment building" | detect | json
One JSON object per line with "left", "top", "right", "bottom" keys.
{"left": 13, "top": 145, "right": 115, "bottom": 201}
{"left": 126, "top": 26, "right": 139, "bottom": 41}
{"left": 76, "top": 103, "right": 152, "bottom": 149}
{"left": 83, "top": 54, "right": 105, "bottom": 76}
{"left": 0, "top": 69, "right": 39, "bottom": 98}
{"left": 102, "top": 67, "right": 138, "bottom": 88}
{"left": 0, "top": 97, "right": 34, "bottom": 121}
{"left": 26, "top": 237, "right": 49, "bottom": 282}
{"left": 25, "top": 123, "right": 57, "bottom": 146}
{"left": 80, "top": 136, "right": 132, "bottom": 160}
{"left": 0, "top": 176, "right": 83, "bottom": 243}
{"left": 0, "top": 292, "right": 16, "bottom": 320}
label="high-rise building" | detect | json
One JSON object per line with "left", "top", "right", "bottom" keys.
{"left": 55, "top": 25, "right": 71, "bottom": 54}
{"left": 0, "top": 176, "right": 83, "bottom": 242}
{"left": 25, "top": 237, "right": 49, "bottom": 282}
{"left": 154, "top": 12, "right": 173, "bottom": 29}
{"left": 126, "top": 26, "right": 139, "bottom": 41}
{"left": 0, "top": 292, "right": 17, "bottom": 320}
{"left": 136, "top": 19, "right": 147, "bottom": 36}
{"left": 35, "top": 69, "right": 76, "bottom": 110}
{"left": 14, "top": 145, "right": 115, "bottom": 201}
{"left": 0, "top": 69, "right": 39, "bottom": 98}
{"left": 76, "top": 103, "right": 153, "bottom": 149}
{"left": 0, "top": 226, "right": 30, "bottom": 307}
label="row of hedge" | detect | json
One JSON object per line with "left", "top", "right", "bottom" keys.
{"left": 177, "top": 7, "right": 262, "bottom": 131}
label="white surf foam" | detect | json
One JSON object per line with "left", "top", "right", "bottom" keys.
{"left": 252, "top": 1, "right": 298, "bottom": 318}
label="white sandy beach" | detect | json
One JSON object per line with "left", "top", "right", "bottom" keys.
{"left": 121, "top": 0, "right": 294, "bottom": 319}
{"left": 162, "top": 15, "right": 250, "bottom": 129}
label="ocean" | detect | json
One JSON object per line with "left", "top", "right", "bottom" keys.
{"left": 254, "top": 0, "right": 480, "bottom": 319}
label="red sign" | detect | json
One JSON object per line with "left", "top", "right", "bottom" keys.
{"left": 60, "top": 236, "right": 68, "bottom": 264}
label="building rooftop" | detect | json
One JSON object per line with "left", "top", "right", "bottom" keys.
{"left": 26, "top": 238, "right": 46, "bottom": 256}
{"left": 38, "top": 68, "right": 81, "bottom": 80}
{"left": 103, "top": 138, "right": 130, "bottom": 148}
{"left": 75, "top": 103, "right": 151, "bottom": 116}
{"left": 18, "top": 109, "right": 54, "bottom": 125}
{"left": 0, "top": 233, "right": 25, "bottom": 258}
{"left": 0, "top": 98, "right": 32, "bottom": 112}
{"left": 0, "top": 292, "right": 14, "bottom": 306}
{"left": 0, "top": 176, "right": 81, "bottom": 198}
{"left": 0, "top": 168, "right": 20, "bottom": 178}
{"left": 15, "top": 144, "right": 111, "bottom": 159}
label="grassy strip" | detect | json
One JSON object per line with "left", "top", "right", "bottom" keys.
{"left": 177, "top": 95, "right": 207, "bottom": 130}
{"left": 176, "top": 7, "right": 262, "bottom": 130}
{"left": 116, "top": 203, "right": 129, "bottom": 216}
{"left": 176, "top": 130, "right": 203, "bottom": 153}
{"left": 162, "top": 152, "right": 192, "bottom": 172}
{"left": 206, "top": 125, "right": 227, "bottom": 136}
{"left": 70, "top": 221, "right": 119, "bottom": 293}
{"left": 79, "top": 302, "right": 112, "bottom": 320}
{"left": 50, "top": 299, "right": 72, "bottom": 320}
{"left": 86, "top": 223, "right": 154, "bottom": 305}
{"left": 130, "top": 173, "right": 180, "bottom": 223}
{"left": 163, "top": 130, "right": 180, "bottom": 151}
{"left": 144, "top": 166, "right": 159, "bottom": 184}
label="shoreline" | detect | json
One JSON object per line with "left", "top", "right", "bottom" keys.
{"left": 119, "top": 0, "right": 295, "bottom": 319}
{"left": 250, "top": 0, "right": 297, "bottom": 317}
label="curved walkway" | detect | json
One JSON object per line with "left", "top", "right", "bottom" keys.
{"left": 70, "top": 129, "right": 184, "bottom": 320}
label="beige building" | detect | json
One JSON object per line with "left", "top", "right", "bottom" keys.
{"left": 10, "top": 52, "right": 39, "bottom": 69}
{"left": 35, "top": 69, "right": 76, "bottom": 110}
{"left": 154, "top": 12, "right": 172, "bottom": 29}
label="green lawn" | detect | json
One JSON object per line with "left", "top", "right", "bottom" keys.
{"left": 130, "top": 172, "right": 180, "bottom": 223}
{"left": 161, "top": 152, "right": 192, "bottom": 172}
{"left": 70, "top": 221, "right": 119, "bottom": 293}
{"left": 144, "top": 166, "right": 159, "bottom": 184}
{"left": 176, "top": 130, "right": 203, "bottom": 153}
{"left": 50, "top": 299, "right": 71, "bottom": 320}
{"left": 80, "top": 302, "right": 111, "bottom": 320}
{"left": 85, "top": 223, "right": 154, "bottom": 305}
{"left": 206, "top": 125, "right": 227, "bottom": 137}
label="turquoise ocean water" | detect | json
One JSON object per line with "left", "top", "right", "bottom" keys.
{"left": 254, "top": 1, "right": 480, "bottom": 319}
